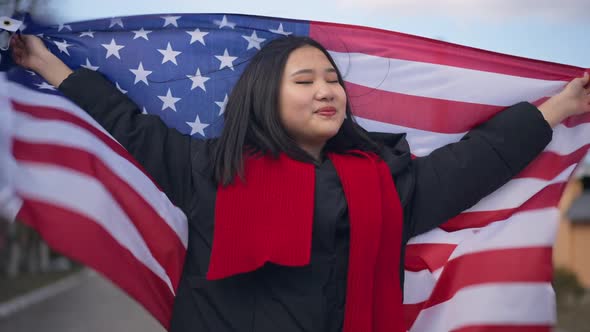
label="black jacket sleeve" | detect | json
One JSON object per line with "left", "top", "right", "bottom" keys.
{"left": 375, "top": 101, "right": 553, "bottom": 242}
{"left": 58, "top": 68, "right": 196, "bottom": 211}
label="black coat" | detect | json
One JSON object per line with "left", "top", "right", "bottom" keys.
{"left": 59, "top": 68, "right": 552, "bottom": 332}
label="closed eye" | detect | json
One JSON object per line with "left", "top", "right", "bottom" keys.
{"left": 295, "top": 81, "right": 313, "bottom": 84}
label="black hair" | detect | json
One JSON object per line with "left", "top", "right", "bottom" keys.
{"left": 212, "top": 35, "right": 380, "bottom": 185}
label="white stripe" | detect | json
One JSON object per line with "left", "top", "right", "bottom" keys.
{"left": 0, "top": 82, "right": 22, "bottom": 221}
{"left": 357, "top": 117, "right": 590, "bottom": 157}
{"left": 448, "top": 208, "right": 558, "bottom": 260}
{"left": 407, "top": 227, "right": 476, "bottom": 245}
{"left": 331, "top": 51, "right": 566, "bottom": 106}
{"left": 547, "top": 122, "right": 590, "bottom": 155}
{"left": 14, "top": 162, "right": 175, "bottom": 295}
{"left": 355, "top": 116, "right": 464, "bottom": 156}
{"left": 465, "top": 166, "right": 574, "bottom": 212}
{"left": 6, "top": 79, "right": 112, "bottom": 138}
{"left": 404, "top": 208, "right": 558, "bottom": 304}
{"left": 409, "top": 283, "right": 555, "bottom": 331}
{"left": 404, "top": 268, "right": 441, "bottom": 304}
{"left": 13, "top": 110, "right": 188, "bottom": 247}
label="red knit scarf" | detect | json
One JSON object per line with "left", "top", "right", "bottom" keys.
{"left": 208, "top": 152, "right": 405, "bottom": 332}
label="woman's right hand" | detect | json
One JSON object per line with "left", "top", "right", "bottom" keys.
{"left": 10, "top": 34, "right": 73, "bottom": 88}
{"left": 10, "top": 34, "right": 51, "bottom": 72}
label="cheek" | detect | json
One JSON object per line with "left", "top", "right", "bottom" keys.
{"left": 279, "top": 90, "right": 311, "bottom": 124}
{"left": 279, "top": 105, "right": 308, "bottom": 139}
{"left": 337, "top": 86, "right": 347, "bottom": 107}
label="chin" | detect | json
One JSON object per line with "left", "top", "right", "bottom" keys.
{"left": 317, "top": 126, "right": 342, "bottom": 142}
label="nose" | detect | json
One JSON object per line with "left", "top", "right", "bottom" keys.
{"left": 314, "top": 80, "right": 335, "bottom": 101}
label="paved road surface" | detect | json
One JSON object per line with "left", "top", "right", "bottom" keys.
{"left": 0, "top": 271, "right": 571, "bottom": 332}
{"left": 0, "top": 270, "right": 165, "bottom": 332}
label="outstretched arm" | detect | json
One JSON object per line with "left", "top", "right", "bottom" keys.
{"left": 10, "top": 34, "right": 197, "bottom": 210}
{"left": 404, "top": 73, "right": 590, "bottom": 238}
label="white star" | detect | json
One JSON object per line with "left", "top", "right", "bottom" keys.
{"left": 215, "top": 94, "right": 229, "bottom": 115}
{"left": 115, "top": 82, "right": 127, "bottom": 94}
{"left": 132, "top": 27, "right": 151, "bottom": 40}
{"left": 35, "top": 33, "right": 44, "bottom": 38}
{"left": 26, "top": 70, "right": 36, "bottom": 76}
{"left": 186, "top": 115, "right": 209, "bottom": 137}
{"left": 53, "top": 40, "right": 73, "bottom": 56}
{"left": 158, "top": 89, "right": 181, "bottom": 111}
{"left": 214, "top": 15, "right": 236, "bottom": 29}
{"left": 80, "top": 30, "right": 95, "bottom": 38}
{"left": 101, "top": 38, "right": 125, "bottom": 59}
{"left": 129, "top": 62, "right": 152, "bottom": 85}
{"left": 19, "top": 23, "right": 27, "bottom": 32}
{"left": 269, "top": 23, "right": 292, "bottom": 36}
{"left": 142, "top": 107, "right": 148, "bottom": 115}
{"left": 80, "top": 58, "right": 99, "bottom": 71}
{"left": 35, "top": 82, "right": 56, "bottom": 91}
{"left": 57, "top": 24, "right": 72, "bottom": 32}
{"left": 186, "top": 68, "right": 210, "bottom": 91}
{"left": 109, "top": 17, "right": 124, "bottom": 28}
{"left": 186, "top": 28, "right": 208, "bottom": 45}
{"left": 242, "top": 31, "right": 266, "bottom": 50}
{"left": 215, "top": 49, "right": 237, "bottom": 71}
{"left": 158, "top": 42, "right": 181, "bottom": 65}
{"left": 161, "top": 15, "right": 181, "bottom": 27}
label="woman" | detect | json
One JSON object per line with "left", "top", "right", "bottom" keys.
{"left": 11, "top": 34, "right": 590, "bottom": 332}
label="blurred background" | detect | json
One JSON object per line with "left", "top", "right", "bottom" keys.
{"left": 0, "top": 0, "right": 589, "bottom": 331}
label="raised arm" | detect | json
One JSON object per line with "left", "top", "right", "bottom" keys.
{"left": 405, "top": 102, "right": 551, "bottom": 238}
{"left": 402, "top": 73, "right": 590, "bottom": 238}
{"left": 11, "top": 34, "right": 197, "bottom": 210}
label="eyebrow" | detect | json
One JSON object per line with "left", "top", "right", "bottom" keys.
{"left": 290, "top": 68, "right": 337, "bottom": 76}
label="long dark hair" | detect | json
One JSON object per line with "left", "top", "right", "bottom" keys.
{"left": 212, "top": 36, "right": 380, "bottom": 185}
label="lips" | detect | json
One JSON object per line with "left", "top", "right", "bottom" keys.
{"left": 316, "top": 107, "right": 337, "bottom": 116}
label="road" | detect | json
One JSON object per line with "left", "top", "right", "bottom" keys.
{"left": 0, "top": 270, "right": 165, "bottom": 332}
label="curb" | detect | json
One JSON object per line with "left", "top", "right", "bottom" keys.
{"left": 0, "top": 269, "right": 89, "bottom": 319}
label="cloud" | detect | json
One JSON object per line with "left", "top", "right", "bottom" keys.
{"left": 337, "top": 0, "right": 590, "bottom": 21}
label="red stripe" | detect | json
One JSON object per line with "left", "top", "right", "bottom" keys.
{"left": 441, "top": 182, "right": 565, "bottom": 232}
{"left": 515, "top": 147, "right": 590, "bottom": 180}
{"left": 452, "top": 326, "right": 552, "bottom": 332}
{"left": 426, "top": 247, "right": 552, "bottom": 308}
{"left": 17, "top": 199, "right": 173, "bottom": 329}
{"left": 562, "top": 112, "right": 590, "bottom": 128}
{"left": 10, "top": 100, "right": 161, "bottom": 190}
{"left": 403, "top": 301, "right": 424, "bottom": 331}
{"left": 405, "top": 243, "right": 455, "bottom": 272}
{"left": 13, "top": 140, "right": 185, "bottom": 291}
{"left": 346, "top": 82, "right": 502, "bottom": 133}
{"left": 406, "top": 184, "right": 564, "bottom": 272}
{"left": 310, "top": 21, "right": 584, "bottom": 80}
{"left": 346, "top": 82, "right": 590, "bottom": 133}
{"left": 403, "top": 248, "right": 552, "bottom": 328}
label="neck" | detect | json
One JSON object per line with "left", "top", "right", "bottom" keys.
{"left": 298, "top": 142, "right": 324, "bottom": 161}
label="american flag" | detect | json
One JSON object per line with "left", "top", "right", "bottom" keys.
{"left": 1, "top": 13, "right": 589, "bottom": 331}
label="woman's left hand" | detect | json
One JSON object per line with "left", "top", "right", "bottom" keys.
{"left": 539, "top": 72, "right": 590, "bottom": 127}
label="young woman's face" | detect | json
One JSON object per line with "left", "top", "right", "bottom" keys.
{"left": 278, "top": 46, "right": 347, "bottom": 152}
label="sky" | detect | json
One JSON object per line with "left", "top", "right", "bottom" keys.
{"left": 24, "top": 0, "right": 590, "bottom": 165}
{"left": 32, "top": 0, "right": 590, "bottom": 67}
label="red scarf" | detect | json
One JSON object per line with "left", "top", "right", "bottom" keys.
{"left": 208, "top": 152, "right": 405, "bottom": 332}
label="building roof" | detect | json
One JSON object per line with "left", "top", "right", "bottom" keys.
{"left": 568, "top": 192, "right": 590, "bottom": 224}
